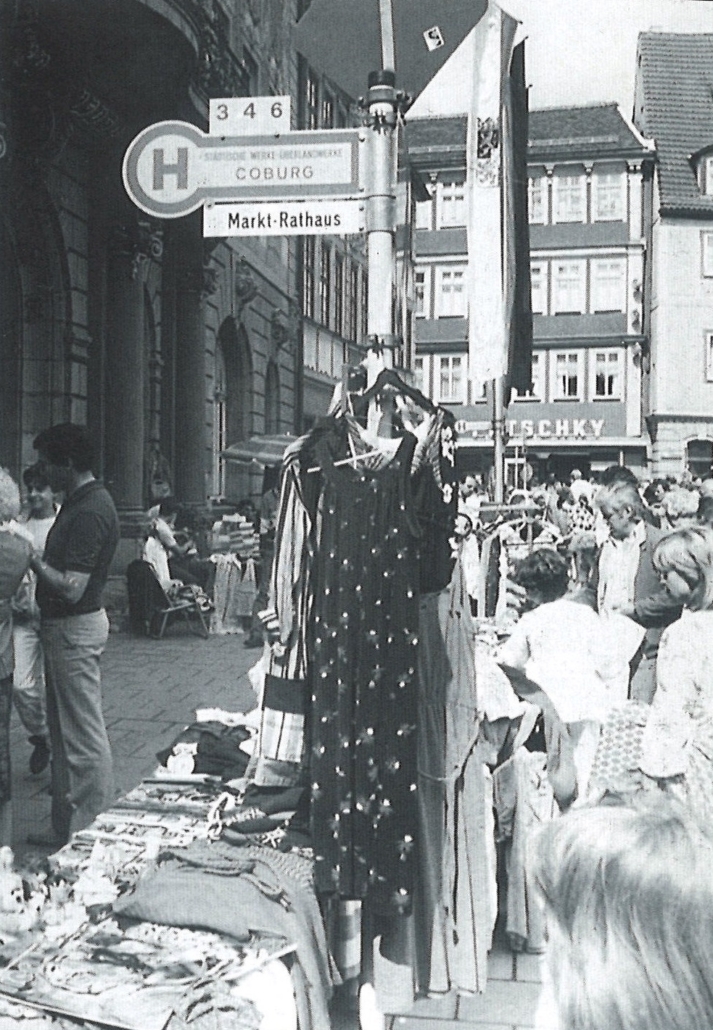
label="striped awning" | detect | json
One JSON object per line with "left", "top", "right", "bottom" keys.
{"left": 220, "top": 434, "right": 296, "bottom": 467}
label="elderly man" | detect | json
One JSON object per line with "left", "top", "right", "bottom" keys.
{"left": 595, "top": 480, "right": 681, "bottom": 703}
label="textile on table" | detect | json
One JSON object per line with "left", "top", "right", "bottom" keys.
{"left": 309, "top": 422, "right": 421, "bottom": 910}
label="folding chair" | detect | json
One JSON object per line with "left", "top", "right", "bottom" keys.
{"left": 126, "top": 560, "right": 210, "bottom": 639}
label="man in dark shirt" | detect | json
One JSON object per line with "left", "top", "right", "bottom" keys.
{"left": 29, "top": 424, "right": 119, "bottom": 844}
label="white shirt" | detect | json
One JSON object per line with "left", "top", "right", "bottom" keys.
{"left": 597, "top": 519, "right": 646, "bottom": 615}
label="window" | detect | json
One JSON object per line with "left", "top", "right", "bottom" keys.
{"left": 414, "top": 268, "right": 429, "bottom": 317}
{"left": 553, "top": 351, "right": 581, "bottom": 400}
{"left": 703, "top": 156, "right": 713, "bottom": 196}
{"left": 321, "top": 92, "right": 334, "bottom": 128}
{"left": 703, "top": 232, "right": 713, "bottom": 278}
{"left": 706, "top": 332, "right": 713, "bottom": 382}
{"left": 334, "top": 252, "right": 344, "bottom": 334}
{"left": 593, "top": 172, "right": 624, "bottom": 221}
{"left": 319, "top": 242, "right": 330, "bottom": 325}
{"left": 515, "top": 352, "right": 543, "bottom": 400}
{"left": 303, "top": 68, "right": 319, "bottom": 129}
{"left": 552, "top": 261, "right": 585, "bottom": 314}
{"left": 413, "top": 356, "right": 426, "bottom": 394}
{"left": 591, "top": 259, "right": 626, "bottom": 312}
{"left": 415, "top": 198, "right": 432, "bottom": 230}
{"left": 593, "top": 349, "right": 622, "bottom": 399}
{"left": 348, "top": 265, "right": 359, "bottom": 340}
{"left": 530, "top": 263, "right": 547, "bottom": 315}
{"left": 436, "top": 355, "right": 465, "bottom": 403}
{"left": 302, "top": 237, "right": 315, "bottom": 319}
{"left": 436, "top": 265, "right": 467, "bottom": 317}
{"left": 439, "top": 181, "right": 466, "bottom": 227}
{"left": 554, "top": 173, "right": 584, "bottom": 223}
{"left": 528, "top": 176, "right": 546, "bottom": 224}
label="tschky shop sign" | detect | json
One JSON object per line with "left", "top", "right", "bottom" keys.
{"left": 456, "top": 418, "right": 607, "bottom": 441}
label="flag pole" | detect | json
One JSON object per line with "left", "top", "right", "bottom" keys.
{"left": 493, "top": 375, "right": 505, "bottom": 502}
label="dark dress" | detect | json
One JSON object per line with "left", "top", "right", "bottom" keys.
{"left": 309, "top": 422, "right": 421, "bottom": 911}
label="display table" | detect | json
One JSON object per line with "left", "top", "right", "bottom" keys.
{"left": 0, "top": 772, "right": 300, "bottom": 1030}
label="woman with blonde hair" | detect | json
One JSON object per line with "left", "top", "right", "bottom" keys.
{"left": 533, "top": 796, "right": 713, "bottom": 1030}
{"left": 638, "top": 525, "right": 713, "bottom": 820}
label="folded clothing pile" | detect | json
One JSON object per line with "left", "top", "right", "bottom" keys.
{"left": 156, "top": 721, "right": 253, "bottom": 780}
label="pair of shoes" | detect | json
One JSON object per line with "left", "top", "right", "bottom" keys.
{"left": 28, "top": 736, "right": 50, "bottom": 775}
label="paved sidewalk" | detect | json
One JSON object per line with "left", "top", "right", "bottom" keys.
{"left": 9, "top": 624, "right": 544, "bottom": 1030}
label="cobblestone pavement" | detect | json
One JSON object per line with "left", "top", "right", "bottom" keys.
{"left": 9, "top": 624, "right": 543, "bottom": 1030}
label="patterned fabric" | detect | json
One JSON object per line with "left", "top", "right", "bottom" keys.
{"left": 309, "top": 423, "right": 421, "bottom": 909}
{"left": 586, "top": 701, "right": 649, "bottom": 799}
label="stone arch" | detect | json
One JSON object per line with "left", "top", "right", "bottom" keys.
{"left": 264, "top": 358, "right": 280, "bottom": 434}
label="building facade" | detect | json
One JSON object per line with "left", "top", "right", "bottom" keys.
{"left": 407, "top": 103, "right": 653, "bottom": 487}
{"left": 0, "top": 0, "right": 375, "bottom": 571}
{"left": 634, "top": 32, "right": 713, "bottom": 479}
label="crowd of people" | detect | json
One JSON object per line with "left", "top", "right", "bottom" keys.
{"left": 454, "top": 464, "right": 713, "bottom": 1029}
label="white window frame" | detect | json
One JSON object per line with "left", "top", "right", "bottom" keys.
{"left": 435, "top": 264, "right": 467, "bottom": 318}
{"left": 415, "top": 197, "right": 433, "bottom": 230}
{"left": 437, "top": 181, "right": 467, "bottom": 228}
{"left": 551, "top": 350, "right": 582, "bottom": 401}
{"left": 703, "top": 232, "right": 713, "bottom": 278}
{"left": 414, "top": 266, "right": 430, "bottom": 318}
{"left": 704, "top": 156, "right": 713, "bottom": 196}
{"left": 514, "top": 351, "right": 544, "bottom": 401}
{"left": 530, "top": 262, "right": 548, "bottom": 315}
{"left": 413, "top": 355, "right": 427, "bottom": 394}
{"left": 528, "top": 175, "right": 546, "bottom": 224}
{"left": 591, "top": 348, "right": 623, "bottom": 400}
{"left": 552, "top": 260, "right": 585, "bottom": 314}
{"left": 592, "top": 171, "right": 625, "bottom": 221}
{"left": 706, "top": 332, "right": 713, "bottom": 383}
{"left": 553, "top": 172, "right": 585, "bottom": 223}
{"left": 435, "top": 354, "right": 466, "bottom": 404}
{"left": 590, "top": 258, "right": 626, "bottom": 313}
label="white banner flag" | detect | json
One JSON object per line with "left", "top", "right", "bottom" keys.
{"left": 466, "top": 1, "right": 518, "bottom": 389}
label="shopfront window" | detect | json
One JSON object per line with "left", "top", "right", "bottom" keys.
{"left": 553, "top": 351, "right": 581, "bottom": 400}
{"left": 593, "top": 349, "right": 622, "bottom": 399}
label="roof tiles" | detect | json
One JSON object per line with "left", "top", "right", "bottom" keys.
{"left": 636, "top": 32, "right": 713, "bottom": 215}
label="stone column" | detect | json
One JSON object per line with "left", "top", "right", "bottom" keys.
{"left": 173, "top": 232, "right": 219, "bottom": 506}
{"left": 104, "top": 220, "right": 157, "bottom": 532}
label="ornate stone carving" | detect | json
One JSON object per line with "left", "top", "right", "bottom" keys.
{"left": 270, "top": 301, "right": 301, "bottom": 355}
{"left": 68, "top": 87, "right": 120, "bottom": 140}
{"left": 234, "top": 257, "right": 258, "bottom": 317}
{"left": 110, "top": 220, "right": 164, "bottom": 281}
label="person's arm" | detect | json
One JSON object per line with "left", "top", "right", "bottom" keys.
{"left": 30, "top": 556, "right": 90, "bottom": 605}
{"left": 639, "top": 622, "right": 694, "bottom": 778}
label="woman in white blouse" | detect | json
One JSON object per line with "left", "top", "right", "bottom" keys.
{"left": 640, "top": 526, "right": 713, "bottom": 821}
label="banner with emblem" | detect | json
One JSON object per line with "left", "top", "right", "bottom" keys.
{"left": 466, "top": 1, "right": 518, "bottom": 389}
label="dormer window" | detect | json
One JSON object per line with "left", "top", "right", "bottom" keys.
{"left": 705, "top": 156, "right": 713, "bottom": 196}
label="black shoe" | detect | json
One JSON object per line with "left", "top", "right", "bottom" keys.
{"left": 29, "top": 737, "right": 50, "bottom": 775}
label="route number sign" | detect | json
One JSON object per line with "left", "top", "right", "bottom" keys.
{"left": 209, "top": 96, "right": 291, "bottom": 136}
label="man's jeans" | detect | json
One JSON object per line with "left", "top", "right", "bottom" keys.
{"left": 41, "top": 611, "right": 114, "bottom": 841}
